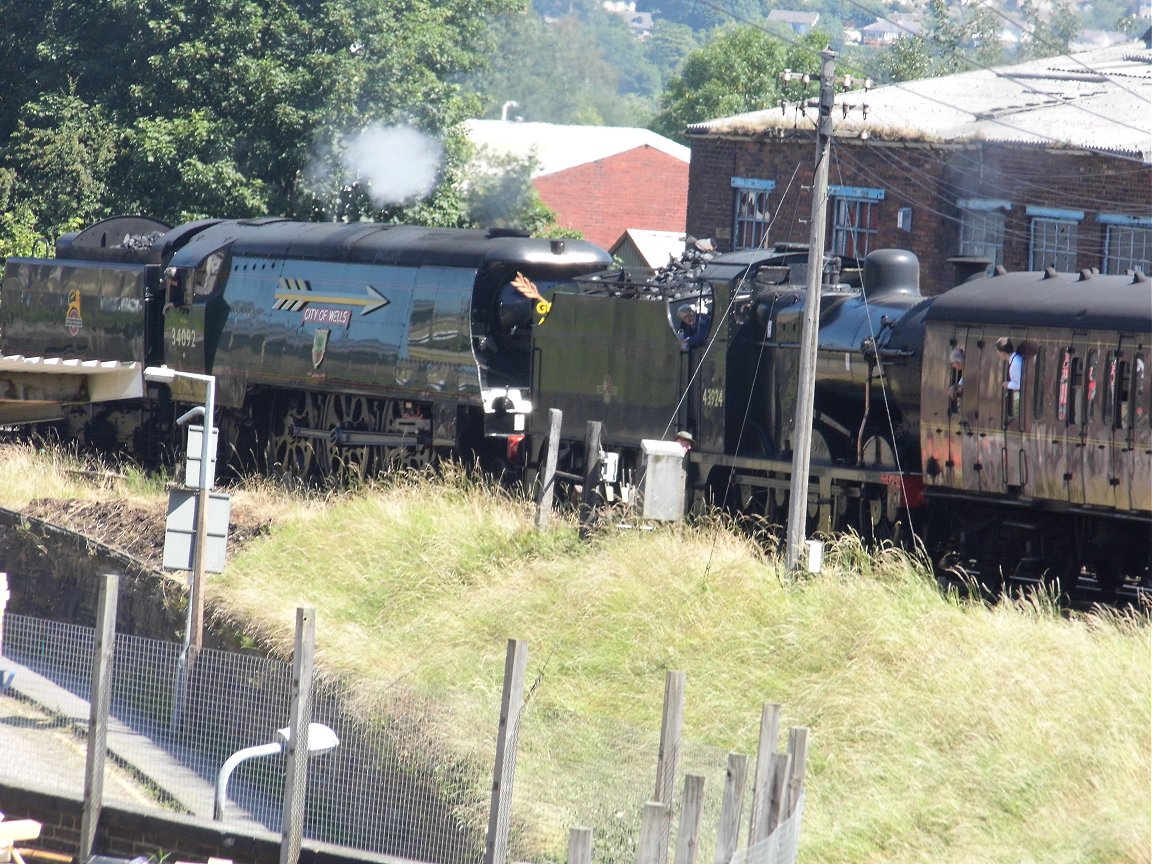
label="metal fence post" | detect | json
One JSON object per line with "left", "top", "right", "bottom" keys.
{"left": 280, "top": 607, "right": 316, "bottom": 864}
{"left": 485, "top": 638, "right": 527, "bottom": 864}
{"left": 80, "top": 573, "right": 119, "bottom": 863}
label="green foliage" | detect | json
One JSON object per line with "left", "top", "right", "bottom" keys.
{"left": 464, "top": 145, "right": 572, "bottom": 235}
{"left": 1017, "top": 0, "right": 1083, "bottom": 60}
{"left": 0, "top": 0, "right": 527, "bottom": 236}
{"left": 3, "top": 90, "right": 118, "bottom": 236}
{"left": 650, "top": 26, "right": 827, "bottom": 143}
{"left": 870, "top": 0, "right": 1006, "bottom": 85}
{"left": 468, "top": 11, "right": 657, "bottom": 127}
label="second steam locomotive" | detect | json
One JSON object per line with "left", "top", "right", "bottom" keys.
{"left": 1, "top": 216, "right": 1148, "bottom": 600}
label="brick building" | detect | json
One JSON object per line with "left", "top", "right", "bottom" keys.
{"left": 465, "top": 119, "right": 689, "bottom": 250}
{"left": 684, "top": 37, "right": 1152, "bottom": 294}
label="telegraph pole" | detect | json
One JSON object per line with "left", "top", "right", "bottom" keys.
{"left": 786, "top": 48, "right": 838, "bottom": 572}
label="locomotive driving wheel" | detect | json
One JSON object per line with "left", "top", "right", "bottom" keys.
{"left": 378, "top": 399, "right": 433, "bottom": 471}
{"left": 317, "top": 394, "right": 375, "bottom": 482}
{"left": 265, "top": 392, "right": 323, "bottom": 482}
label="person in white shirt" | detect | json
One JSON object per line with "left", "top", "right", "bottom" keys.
{"left": 996, "top": 337, "right": 1022, "bottom": 391}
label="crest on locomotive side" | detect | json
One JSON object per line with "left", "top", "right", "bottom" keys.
{"left": 65, "top": 288, "right": 84, "bottom": 336}
{"left": 312, "top": 328, "right": 330, "bottom": 369}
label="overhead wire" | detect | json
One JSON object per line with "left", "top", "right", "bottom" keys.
{"left": 831, "top": 0, "right": 1152, "bottom": 140}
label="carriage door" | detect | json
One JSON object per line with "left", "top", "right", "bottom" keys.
{"left": 1057, "top": 332, "right": 1090, "bottom": 504}
{"left": 1000, "top": 328, "right": 1029, "bottom": 491}
{"left": 1108, "top": 339, "right": 1149, "bottom": 512}
{"left": 943, "top": 326, "right": 973, "bottom": 486}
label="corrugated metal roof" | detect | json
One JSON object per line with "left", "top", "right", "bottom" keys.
{"left": 688, "top": 40, "right": 1152, "bottom": 162}
{"left": 465, "top": 120, "right": 691, "bottom": 177}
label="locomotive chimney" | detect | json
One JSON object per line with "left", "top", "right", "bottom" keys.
{"left": 550, "top": 239, "right": 565, "bottom": 255}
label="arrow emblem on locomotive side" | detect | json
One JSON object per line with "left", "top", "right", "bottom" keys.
{"left": 273, "top": 279, "right": 391, "bottom": 315}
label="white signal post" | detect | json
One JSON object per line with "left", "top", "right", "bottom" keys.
{"left": 143, "top": 365, "right": 216, "bottom": 651}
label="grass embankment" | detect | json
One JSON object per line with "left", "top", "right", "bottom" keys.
{"left": 6, "top": 444, "right": 1150, "bottom": 864}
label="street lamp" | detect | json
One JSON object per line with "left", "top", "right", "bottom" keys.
{"left": 214, "top": 723, "right": 340, "bottom": 821}
{"left": 143, "top": 365, "right": 216, "bottom": 652}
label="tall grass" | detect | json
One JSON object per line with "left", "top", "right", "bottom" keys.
{"left": 3, "top": 444, "right": 1147, "bottom": 864}
{"left": 0, "top": 441, "right": 170, "bottom": 507}
{"left": 209, "top": 469, "right": 1151, "bottom": 864}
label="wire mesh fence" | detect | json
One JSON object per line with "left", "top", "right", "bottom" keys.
{"left": 1, "top": 612, "right": 803, "bottom": 864}
{"left": 2, "top": 613, "right": 489, "bottom": 863}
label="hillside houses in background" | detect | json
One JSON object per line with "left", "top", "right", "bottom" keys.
{"left": 683, "top": 35, "right": 1152, "bottom": 294}
{"left": 465, "top": 119, "right": 689, "bottom": 251}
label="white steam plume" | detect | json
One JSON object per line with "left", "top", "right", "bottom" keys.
{"left": 341, "top": 123, "right": 443, "bottom": 206}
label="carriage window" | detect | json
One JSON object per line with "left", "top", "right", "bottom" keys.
{"left": 1135, "top": 353, "right": 1147, "bottom": 428}
{"left": 1057, "top": 349, "right": 1072, "bottom": 423}
{"left": 1032, "top": 347, "right": 1046, "bottom": 420}
{"left": 1085, "top": 350, "right": 1098, "bottom": 422}
{"left": 1105, "top": 353, "right": 1122, "bottom": 428}
{"left": 1068, "top": 354, "right": 1084, "bottom": 425}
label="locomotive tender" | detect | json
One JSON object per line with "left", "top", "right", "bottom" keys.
{"left": 1, "top": 216, "right": 1148, "bottom": 598}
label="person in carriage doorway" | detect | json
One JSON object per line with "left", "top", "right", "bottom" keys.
{"left": 948, "top": 347, "right": 965, "bottom": 401}
{"left": 675, "top": 430, "right": 696, "bottom": 453}
{"left": 676, "top": 304, "right": 710, "bottom": 350}
{"left": 996, "top": 336, "right": 1023, "bottom": 418}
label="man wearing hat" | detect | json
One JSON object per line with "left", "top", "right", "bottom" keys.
{"left": 675, "top": 430, "right": 695, "bottom": 452}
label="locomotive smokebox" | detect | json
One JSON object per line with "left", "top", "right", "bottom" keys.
{"left": 863, "top": 249, "right": 920, "bottom": 297}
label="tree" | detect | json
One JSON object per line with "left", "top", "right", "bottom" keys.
{"left": 650, "top": 26, "right": 826, "bottom": 144}
{"left": 4, "top": 90, "right": 118, "bottom": 236}
{"left": 0, "top": 0, "right": 527, "bottom": 244}
{"left": 1017, "top": 0, "right": 1083, "bottom": 60}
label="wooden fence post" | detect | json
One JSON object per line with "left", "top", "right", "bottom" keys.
{"left": 280, "top": 607, "right": 317, "bottom": 864}
{"left": 786, "top": 727, "right": 810, "bottom": 815}
{"left": 536, "top": 409, "right": 563, "bottom": 531}
{"left": 654, "top": 670, "right": 685, "bottom": 864}
{"left": 485, "top": 639, "right": 528, "bottom": 864}
{"left": 713, "top": 753, "right": 747, "bottom": 864}
{"left": 766, "top": 752, "right": 792, "bottom": 836}
{"left": 636, "top": 802, "right": 670, "bottom": 864}
{"left": 673, "top": 774, "right": 706, "bottom": 864}
{"left": 80, "top": 574, "right": 119, "bottom": 864}
{"left": 578, "top": 421, "right": 602, "bottom": 540}
{"left": 567, "top": 826, "right": 593, "bottom": 864}
{"left": 746, "top": 702, "right": 780, "bottom": 845}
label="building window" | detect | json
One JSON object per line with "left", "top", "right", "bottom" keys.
{"left": 1100, "top": 215, "right": 1152, "bottom": 274}
{"left": 957, "top": 198, "right": 1009, "bottom": 269}
{"left": 1027, "top": 206, "right": 1082, "bottom": 271}
{"left": 731, "top": 177, "right": 775, "bottom": 251}
{"left": 829, "top": 185, "right": 884, "bottom": 259}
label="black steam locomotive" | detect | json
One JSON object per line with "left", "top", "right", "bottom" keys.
{"left": 531, "top": 246, "right": 1151, "bottom": 599}
{"left": 1, "top": 216, "right": 1149, "bottom": 599}
{"left": 0, "top": 215, "right": 612, "bottom": 475}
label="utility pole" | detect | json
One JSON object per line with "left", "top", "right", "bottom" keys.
{"left": 786, "top": 48, "right": 838, "bottom": 572}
